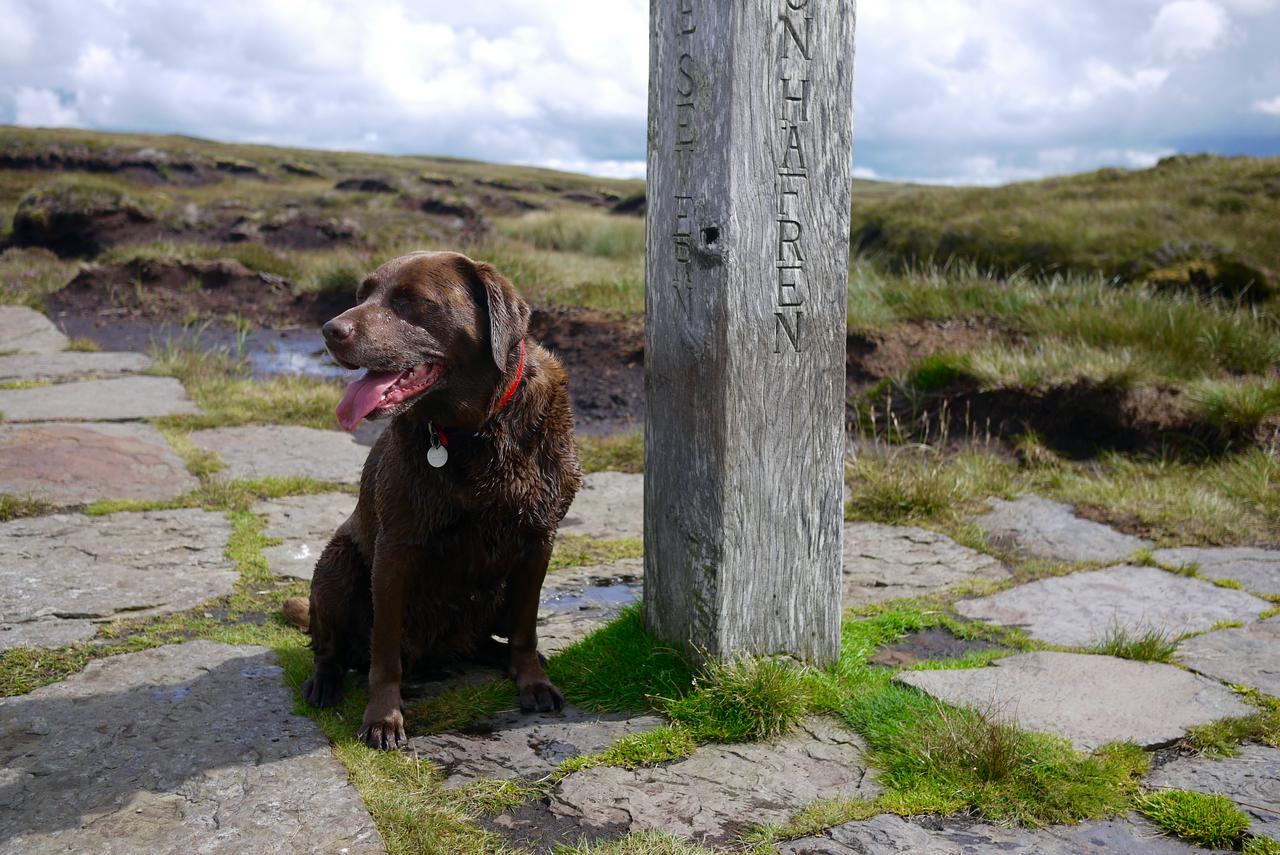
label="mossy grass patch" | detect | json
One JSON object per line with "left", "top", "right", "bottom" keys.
{"left": 578, "top": 430, "right": 643, "bottom": 473}
{"left": 1181, "top": 688, "right": 1280, "bottom": 757}
{"left": 1135, "top": 788, "right": 1252, "bottom": 849}
{"left": 550, "top": 534, "right": 643, "bottom": 572}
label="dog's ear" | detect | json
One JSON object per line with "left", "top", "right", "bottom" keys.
{"left": 471, "top": 260, "right": 530, "bottom": 370}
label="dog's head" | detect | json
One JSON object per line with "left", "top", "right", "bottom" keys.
{"left": 323, "top": 251, "right": 530, "bottom": 432}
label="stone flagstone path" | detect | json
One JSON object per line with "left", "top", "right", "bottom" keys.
{"left": 4, "top": 304, "right": 1280, "bottom": 853}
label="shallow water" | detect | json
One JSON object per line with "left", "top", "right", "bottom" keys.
{"left": 54, "top": 314, "right": 353, "bottom": 380}
{"left": 540, "top": 582, "right": 639, "bottom": 614}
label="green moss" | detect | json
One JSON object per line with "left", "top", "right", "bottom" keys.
{"left": 0, "top": 379, "right": 51, "bottom": 390}
{"left": 561, "top": 725, "right": 698, "bottom": 773}
{"left": 1245, "top": 836, "right": 1280, "bottom": 855}
{"left": 554, "top": 831, "right": 721, "bottom": 855}
{"left": 1136, "top": 789, "right": 1251, "bottom": 849}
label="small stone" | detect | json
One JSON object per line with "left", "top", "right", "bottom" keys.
{"left": 253, "top": 493, "right": 357, "bottom": 580}
{"left": 843, "top": 522, "right": 1010, "bottom": 607}
{"left": 0, "top": 351, "right": 152, "bottom": 382}
{"left": 0, "top": 509, "right": 236, "bottom": 650}
{"left": 190, "top": 425, "right": 368, "bottom": 484}
{"left": 558, "top": 472, "right": 643, "bottom": 540}
{"left": 409, "top": 706, "right": 664, "bottom": 787}
{"left": 495, "top": 717, "right": 880, "bottom": 849}
{"left": 1147, "top": 744, "right": 1280, "bottom": 842}
{"left": 956, "top": 565, "right": 1270, "bottom": 648}
{"left": 1152, "top": 547, "right": 1280, "bottom": 596}
{"left": 972, "top": 496, "right": 1150, "bottom": 563}
{"left": 1177, "top": 617, "right": 1280, "bottom": 696}
{"left": 0, "top": 617, "right": 97, "bottom": 650}
{"left": 779, "top": 813, "right": 1214, "bottom": 854}
{"left": 0, "top": 306, "right": 67, "bottom": 354}
{"left": 0, "top": 641, "right": 384, "bottom": 854}
{"left": 0, "top": 376, "right": 198, "bottom": 421}
{"left": 896, "top": 651, "right": 1252, "bottom": 751}
{"left": 0, "top": 422, "right": 198, "bottom": 505}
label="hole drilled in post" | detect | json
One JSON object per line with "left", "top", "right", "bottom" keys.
{"left": 702, "top": 225, "right": 720, "bottom": 245}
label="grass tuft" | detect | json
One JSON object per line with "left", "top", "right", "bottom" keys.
{"left": 1090, "top": 623, "right": 1179, "bottom": 663}
{"left": 1181, "top": 690, "right": 1280, "bottom": 757}
{"left": 1135, "top": 789, "right": 1251, "bottom": 849}
{"left": 0, "top": 493, "right": 54, "bottom": 522}
{"left": 665, "top": 657, "right": 816, "bottom": 743}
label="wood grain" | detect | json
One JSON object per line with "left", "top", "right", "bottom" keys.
{"left": 644, "top": 0, "right": 856, "bottom": 665}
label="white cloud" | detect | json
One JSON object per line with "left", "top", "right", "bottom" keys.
{"left": 13, "top": 87, "right": 80, "bottom": 126}
{"left": 1143, "top": 0, "right": 1232, "bottom": 59}
{"left": 1254, "top": 95, "right": 1280, "bottom": 116}
{"left": 0, "top": 0, "right": 1276, "bottom": 184}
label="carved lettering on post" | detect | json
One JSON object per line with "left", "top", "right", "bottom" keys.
{"left": 646, "top": 0, "right": 856, "bottom": 665}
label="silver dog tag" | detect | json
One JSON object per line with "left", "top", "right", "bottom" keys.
{"left": 427, "top": 423, "right": 448, "bottom": 468}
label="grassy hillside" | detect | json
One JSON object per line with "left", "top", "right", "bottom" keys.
{"left": 1, "top": 125, "right": 1276, "bottom": 479}
{"left": 851, "top": 155, "right": 1280, "bottom": 300}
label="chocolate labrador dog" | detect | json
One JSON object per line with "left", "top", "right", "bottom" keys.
{"left": 283, "top": 250, "right": 581, "bottom": 750}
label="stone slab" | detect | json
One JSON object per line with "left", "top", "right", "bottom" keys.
{"left": 896, "top": 651, "right": 1252, "bottom": 752}
{"left": 493, "top": 717, "right": 880, "bottom": 848}
{"left": 190, "top": 425, "right": 367, "bottom": 484}
{"left": 558, "top": 471, "right": 643, "bottom": 540}
{"left": 0, "top": 640, "right": 385, "bottom": 854}
{"left": 779, "top": 813, "right": 1216, "bottom": 854}
{"left": 1147, "top": 744, "right": 1280, "bottom": 842}
{"left": 0, "top": 351, "right": 152, "bottom": 382}
{"left": 0, "top": 375, "right": 198, "bottom": 421}
{"left": 843, "top": 522, "right": 1010, "bottom": 606}
{"left": 253, "top": 492, "right": 357, "bottom": 580}
{"left": 0, "top": 305, "right": 67, "bottom": 354}
{"left": 538, "top": 559, "right": 643, "bottom": 654}
{"left": 956, "top": 565, "right": 1270, "bottom": 648}
{"left": 0, "top": 422, "right": 198, "bottom": 505}
{"left": 0, "top": 509, "right": 236, "bottom": 650}
{"left": 972, "top": 495, "right": 1150, "bottom": 563}
{"left": 1177, "top": 617, "right": 1280, "bottom": 696}
{"left": 1153, "top": 547, "right": 1280, "bottom": 596}
{"left": 410, "top": 706, "right": 664, "bottom": 787}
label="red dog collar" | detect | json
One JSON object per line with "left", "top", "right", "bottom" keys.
{"left": 435, "top": 340, "right": 525, "bottom": 448}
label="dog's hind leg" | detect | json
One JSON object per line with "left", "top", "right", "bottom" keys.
{"left": 302, "top": 529, "right": 370, "bottom": 708}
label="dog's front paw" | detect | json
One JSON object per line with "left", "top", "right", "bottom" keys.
{"left": 358, "top": 705, "right": 407, "bottom": 750}
{"left": 301, "top": 668, "right": 344, "bottom": 708}
{"left": 517, "top": 674, "right": 565, "bottom": 713}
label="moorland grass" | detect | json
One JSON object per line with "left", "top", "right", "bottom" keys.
{"left": 549, "top": 534, "right": 644, "bottom": 572}
{"left": 1182, "top": 689, "right": 1280, "bottom": 757}
{"left": 0, "top": 493, "right": 54, "bottom": 521}
{"left": 1089, "top": 623, "right": 1179, "bottom": 663}
{"left": 577, "top": 429, "right": 644, "bottom": 473}
{"left": 497, "top": 209, "right": 645, "bottom": 260}
{"left": 147, "top": 341, "right": 344, "bottom": 431}
{"left": 849, "top": 154, "right": 1280, "bottom": 291}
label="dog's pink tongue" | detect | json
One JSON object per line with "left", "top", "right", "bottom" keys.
{"left": 336, "top": 370, "right": 403, "bottom": 432}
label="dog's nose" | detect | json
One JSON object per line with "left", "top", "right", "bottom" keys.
{"left": 323, "top": 318, "right": 355, "bottom": 344}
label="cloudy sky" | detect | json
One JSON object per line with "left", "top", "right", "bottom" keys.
{"left": 1, "top": 0, "right": 1278, "bottom": 185}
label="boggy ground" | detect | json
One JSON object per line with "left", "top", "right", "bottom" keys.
{"left": 1, "top": 126, "right": 1280, "bottom": 853}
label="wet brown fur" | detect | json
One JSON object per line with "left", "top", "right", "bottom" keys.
{"left": 294, "top": 251, "right": 581, "bottom": 749}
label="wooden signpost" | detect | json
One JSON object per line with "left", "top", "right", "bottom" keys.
{"left": 644, "top": 0, "right": 856, "bottom": 665}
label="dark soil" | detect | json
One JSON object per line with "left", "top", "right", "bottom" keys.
{"left": 46, "top": 258, "right": 350, "bottom": 328}
{"left": 334, "top": 177, "right": 396, "bottom": 193}
{"left": 867, "top": 628, "right": 1003, "bottom": 668}
{"left": 11, "top": 207, "right": 171, "bottom": 258}
{"left": 529, "top": 307, "right": 644, "bottom": 434}
{"left": 846, "top": 318, "right": 1015, "bottom": 398}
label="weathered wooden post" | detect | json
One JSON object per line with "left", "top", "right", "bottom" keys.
{"left": 644, "top": 1, "right": 856, "bottom": 665}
